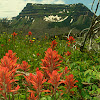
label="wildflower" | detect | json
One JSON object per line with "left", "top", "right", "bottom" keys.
{"left": 25, "top": 68, "right": 49, "bottom": 99}
{"left": 25, "top": 68, "right": 46, "bottom": 91}
{"left": 63, "top": 74, "right": 78, "bottom": 94}
{"left": 0, "top": 50, "right": 22, "bottom": 99}
{"left": 5, "top": 50, "right": 18, "bottom": 61}
{"left": 12, "top": 32, "right": 17, "bottom": 37}
{"left": 1, "top": 50, "right": 20, "bottom": 75}
{"left": 47, "top": 70, "right": 63, "bottom": 97}
{"left": 36, "top": 67, "right": 39, "bottom": 71}
{"left": 28, "top": 90, "right": 37, "bottom": 100}
{"left": 67, "top": 36, "right": 75, "bottom": 45}
{"left": 0, "top": 56, "right": 18, "bottom": 71}
{"left": 41, "top": 48, "right": 62, "bottom": 78}
{"left": 55, "top": 35, "right": 57, "bottom": 38}
{"left": 36, "top": 53, "right": 41, "bottom": 57}
{"left": 66, "top": 42, "right": 70, "bottom": 46}
{"left": 41, "top": 48, "right": 62, "bottom": 73}
{"left": 33, "top": 54, "right": 36, "bottom": 57}
{"left": 32, "top": 40, "right": 35, "bottom": 41}
{"left": 0, "top": 67, "right": 20, "bottom": 99}
{"left": 50, "top": 40, "right": 57, "bottom": 49}
{"left": 29, "top": 40, "right": 33, "bottom": 43}
{"left": 48, "top": 70, "right": 63, "bottom": 89}
{"left": 26, "top": 35, "right": 28, "bottom": 37}
{"left": 62, "top": 67, "right": 70, "bottom": 78}
{"left": 65, "top": 51, "right": 71, "bottom": 56}
{"left": 28, "top": 31, "right": 32, "bottom": 36}
{"left": 32, "top": 38, "right": 35, "bottom": 42}
{"left": 45, "top": 36, "right": 47, "bottom": 39}
{"left": 8, "top": 39, "right": 10, "bottom": 42}
{"left": 28, "top": 59, "right": 30, "bottom": 62}
{"left": 1, "top": 44, "right": 4, "bottom": 47}
{"left": 20, "top": 61, "right": 30, "bottom": 72}
{"left": 33, "top": 37, "right": 35, "bottom": 40}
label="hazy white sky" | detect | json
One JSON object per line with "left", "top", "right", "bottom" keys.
{"left": 0, "top": 0, "right": 99, "bottom": 18}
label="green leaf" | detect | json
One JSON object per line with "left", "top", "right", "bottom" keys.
{"left": 86, "top": 76, "right": 91, "bottom": 83}
{"left": 40, "top": 96, "right": 52, "bottom": 100}
{"left": 84, "top": 69, "right": 92, "bottom": 76}
{"left": 97, "top": 88, "right": 100, "bottom": 94}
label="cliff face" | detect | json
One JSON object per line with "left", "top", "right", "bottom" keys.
{"left": 9, "top": 3, "right": 94, "bottom": 38}
{"left": 17, "top": 3, "right": 93, "bottom": 19}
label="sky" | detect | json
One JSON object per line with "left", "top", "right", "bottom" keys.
{"left": 0, "top": 0, "right": 100, "bottom": 18}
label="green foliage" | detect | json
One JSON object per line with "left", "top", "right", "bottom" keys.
{"left": 95, "top": 36, "right": 100, "bottom": 43}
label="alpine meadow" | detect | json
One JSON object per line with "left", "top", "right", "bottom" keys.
{"left": 0, "top": 0, "right": 100, "bottom": 100}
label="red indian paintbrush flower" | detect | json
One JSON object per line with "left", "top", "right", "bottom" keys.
{"left": 63, "top": 67, "right": 70, "bottom": 74}
{"left": 45, "top": 36, "right": 47, "bottom": 39}
{"left": 29, "top": 40, "right": 33, "bottom": 43}
{"left": 36, "top": 53, "right": 41, "bottom": 57}
{"left": 28, "top": 90, "right": 37, "bottom": 100}
{"left": 48, "top": 70, "right": 63, "bottom": 89}
{"left": 1, "top": 44, "right": 4, "bottom": 47}
{"left": 5, "top": 50, "right": 18, "bottom": 61}
{"left": 61, "top": 67, "right": 70, "bottom": 79}
{"left": 20, "top": 61, "right": 30, "bottom": 72}
{"left": 41, "top": 48, "right": 62, "bottom": 78}
{"left": 25, "top": 68, "right": 49, "bottom": 99}
{"left": 1, "top": 50, "right": 20, "bottom": 72}
{"left": 63, "top": 74, "right": 78, "bottom": 94}
{"left": 12, "top": 32, "right": 17, "bottom": 37}
{"left": 8, "top": 39, "right": 10, "bottom": 42}
{"left": 50, "top": 40, "right": 57, "bottom": 49}
{"left": 47, "top": 70, "right": 63, "bottom": 97}
{"left": 67, "top": 36, "right": 75, "bottom": 44}
{"left": 0, "top": 50, "right": 21, "bottom": 80}
{"left": 0, "top": 56, "right": 19, "bottom": 71}
{"left": 67, "top": 36, "right": 76, "bottom": 46}
{"left": 0, "top": 67, "right": 20, "bottom": 99}
{"left": 28, "top": 31, "right": 32, "bottom": 36}
{"left": 65, "top": 51, "right": 71, "bottom": 56}
{"left": 25, "top": 69, "right": 46, "bottom": 91}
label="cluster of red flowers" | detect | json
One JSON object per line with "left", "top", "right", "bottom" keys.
{"left": 21, "top": 61, "right": 30, "bottom": 72}
{"left": 50, "top": 40, "right": 57, "bottom": 49}
{"left": 29, "top": 40, "right": 33, "bottom": 43}
{"left": 0, "top": 50, "right": 31, "bottom": 99}
{"left": 36, "top": 53, "right": 41, "bottom": 56}
{"left": 24, "top": 68, "right": 50, "bottom": 100}
{"left": 45, "top": 36, "right": 47, "bottom": 39}
{"left": 65, "top": 51, "right": 71, "bottom": 56}
{"left": 0, "top": 50, "right": 20, "bottom": 99}
{"left": 24, "top": 47, "right": 78, "bottom": 99}
{"left": 28, "top": 31, "right": 32, "bottom": 36}
{"left": 0, "top": 40, "right": 78, "bottom": 99}
{"left": 67, "top": 36, "right": 76, "bottom": 46}
{"left": 8, "top": 39, "right": 11, "bottom": 42}
{"left": 12, "top": 32, "right": 17, "bottom": 37}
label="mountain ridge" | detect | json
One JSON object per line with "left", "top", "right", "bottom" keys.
{"left": 17, "top": 3, "right": 93, "bottom": 19}
{"left": 0, "top": 3, "right": 95, "bottom": 38}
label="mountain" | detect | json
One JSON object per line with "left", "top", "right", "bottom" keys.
{"left": 1, "top": 3, "right": 94, "bottom": 38}
{"left": 17, "top": 3, "right": 93, "bottom": 18}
